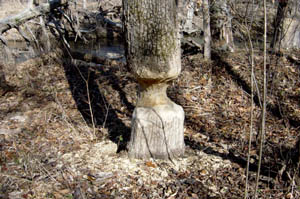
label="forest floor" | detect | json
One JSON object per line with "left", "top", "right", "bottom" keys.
{"left": 0, "top": 1, "right": 300, "bottom": 199}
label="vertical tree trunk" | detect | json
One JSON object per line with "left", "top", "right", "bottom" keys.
{"left": 123, "top": 0, "right": 185, "bottom": 159}
{"left": 211, "top": 0, "right": 234, "bottom": 52}
{"left": 83, "top": 0, "right": 86, "bottom": 9}
{"left": 271, "top": 0, "right": 289, "bottom": 50}
{"left": 203, "top": 0, "right": 211, "bottom": 60}
{"left": 280, "top": 0, "right": 300, "bottom": 49}
{"left": 28, "top": 0, "right": 33, "bottom": 8}
{"left": 183, "top": 0, "right": 195, "bottom": 33}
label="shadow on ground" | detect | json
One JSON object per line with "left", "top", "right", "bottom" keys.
{"left": 62, "top": 54, "right": 134, "bottom": 151}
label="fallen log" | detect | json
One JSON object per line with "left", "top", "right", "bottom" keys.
{"left": 70, "top": 50, "right": 124, "bottom": 65}
{"left": 0, "top": 0, "right": 68, "bottom": 35}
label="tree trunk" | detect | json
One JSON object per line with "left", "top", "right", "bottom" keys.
{"left": 271, "top": 0, "right": 289, "bottom": 50}
{"left": 183, "top": 0, "right": 195, "bottom": 33}
{"left": 211, "top": 0, "right": 234, "bottom": 52}
{"left": 28, "top": 0, "right": 33, "bottom": 8}
{"left": 203, "top": 0, "right": 211, "bottom": 60}
{"left": 280, "top": 0, "right": 300, "bottom": 49}
{"left": 83, "top": 0, "right": 86, "bottom": 9}
{"left": 123, "top": 0, "right": 185, "bottom": 159}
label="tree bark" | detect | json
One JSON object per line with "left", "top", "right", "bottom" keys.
{"left": 202, "top": 0, "right": 211, "bottom": 60}
{"left": 271, "top": 0, "right": 289, "bottom": 50}
{"left": 280, "top": 0, "right": 300, "bottom": 49}
{"left": 210, "top": 0, "right": 234, "bottom": 52}
{"left": 183, "top": 0, "right": 195, "bottom": 33}
{"left": 83, "top": 0, "right": 87, "bottom": 9}
{"left": 28, "top": 0, "right": 34, "bottom": 8}
{"left": 123, "top": 0, "right": 185, "bottom": 159}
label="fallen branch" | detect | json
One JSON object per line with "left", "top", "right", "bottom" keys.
{"left": 0, "top": 35, "right": 7, "bottom": 45}
{"left": 0, "top": 0, "right": 68, "bottom": 35}
{"left": 70, "top": 50, "right": 123, "bottom": 65}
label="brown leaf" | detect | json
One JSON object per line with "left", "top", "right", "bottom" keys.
{"left": 145, "top": 161, "right": 156, "bottom": 168}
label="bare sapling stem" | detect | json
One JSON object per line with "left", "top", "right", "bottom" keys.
{"left": 254, "top": 0, "right": 268, "bottom": 198}
{"left": 244, "top": 1, "right": 256, "bottom": 198}
{"left": 244, "top": 20, "right": 255, "bottom": 199}
{"left": 86, "top": 69, "right": 97, "bottom": 138}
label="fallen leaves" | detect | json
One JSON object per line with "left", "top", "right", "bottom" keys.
{"left": 145, "top": 161, "right": 156, "bottom": 168}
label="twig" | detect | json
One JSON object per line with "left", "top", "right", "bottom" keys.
{"left": 254, "top": 0, "right": 268, "bottom": 197}
{"left": 54, "top": 91, "right": 81, "bottom": 135}
{"left": 0, "top": 35, "right": 7, "bottom": 45}
{"left": 244, "top": 2, "right": 255, "bottom": 197}
{"left": 14, "top": 26, "right": 31, "bottom": 43}
{"left": 40, "top": 16, "right": 51, "bottom": 52}
{"left": 71, "top": 59, "right": 97, "bottom": 139}
{"left": 25, "top": 23, "right": 40, "bottom": 50}
{"left": 102, "top": 103, "right": 110, "bottom": 129}
{"left": 85, "top": 69, "right": 97, "bottom": 138}
{"left": 58, "top": 8, "right": 82, "bottom": 39}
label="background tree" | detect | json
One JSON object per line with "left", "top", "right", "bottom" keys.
{"left": 202, "top": 0, "right": 211, "bottom": 59}
{"left": 210, "top": 0, "right": 234, "bottom": 52}
{"left": 123, "top": 0, "right": 185, "bottom": 159}
{"left": 279, "top": 0, "right": 300, "bottom": 49}
{"left": 183, "top": 0, "right": 195, "bottom": 33}
{"left": 271, "top": 0, "right": 289, "bottom": 50}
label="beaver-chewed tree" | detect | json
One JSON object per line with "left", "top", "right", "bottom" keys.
{"left": 123, "top": 0, "right": 185, "bottom": 159}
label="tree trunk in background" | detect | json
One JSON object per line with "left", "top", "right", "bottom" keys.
{"left": 280, "top": 0, "right": 300, "bottom": 49}
{"left": 271, "top": 0, "right": 289, "bottom": 50}
{"left": 123, "top": 0, "right": 185, "bottom": 159}
{"left": 203, "top": 0, "right": 211, "bottom": 60}
{"left": 83, "top": 0, "right": 86, "bottom": 9}
{"left": 211, "top": 0, "right": 234, "bottom": 52}
{"left": 28, "top": 0, "right": 33, "bottom": 8}
{"left": 183, "top": 0, "right": 195, "bottom": 33}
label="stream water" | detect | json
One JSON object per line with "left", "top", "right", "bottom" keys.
{"left": 0, "top": 39, "right": 125, "bottom": 64}
{"left": 70, "top": 39, "right": 125, "bottom": 60}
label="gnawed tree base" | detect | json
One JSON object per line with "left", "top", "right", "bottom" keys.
{"left": 128, "top": 102, "right": 185, "bottom": 160}
{"left": 123, "top": 0, "right": 184, "bottom": 160}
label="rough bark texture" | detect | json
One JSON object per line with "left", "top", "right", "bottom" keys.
{"left": 271, "top": 0, "right": 289, "bottom": 49}
{"left": 280, "top": 0, "right": 300, "bottom": 49}
{"left": 272, "top": 0, "right": 300, "bottom": 50}
{"left": 123, "top": 0, "right": 185, "bottom": 159}
{"left": 183, "top": 0, "right": 195, "bottom": 33}
{"left": 202, "top": 0, "right": 211, "bottom": 60}
{"left": 211, "top": 0, "right": 234, "bottom": 52}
